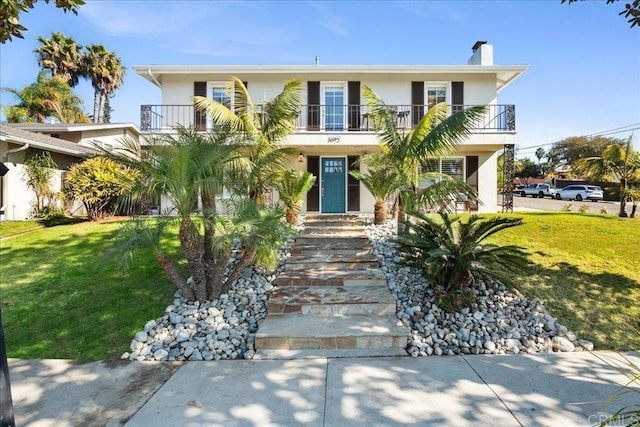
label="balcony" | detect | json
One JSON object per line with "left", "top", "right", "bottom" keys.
{"left": 140, "top": 104, "right": 515, "bottom": 133}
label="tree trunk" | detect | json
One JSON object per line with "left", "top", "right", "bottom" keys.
{"left": 631, "top": 202, "right": 638, "bottom": 218}
{"left": 213, "top": 246, "right": 257, "bottom": 299}
{"left": 285, "top": 209, "right": 297, "bottom": 225}
{"left": 156, "top": 253, "right": 195, "bottom": 301}
{"left": 92, "top": 88, "right": 101, "bottom": 123}
{"left": 619, "top": 178, "right": 628, "bottom": 217}
{"left": 201, "top": 189, "right": 217, "bottom": 297}
{"left": 98, "top": 91, "right": 107, "bottom": 124}
{"left": 373, "top": 200, "right": 387, "bottom": 225}
{"left": 178, "top": 218, "right": 207, "bottom": 301}
{"left": 397, "top": 196, "right": 406, "bottom": 234}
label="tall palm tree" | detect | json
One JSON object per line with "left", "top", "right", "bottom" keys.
{"left": 34, "top": 32, "right": 82, "bottom": 87}
{"left": 81, "top": 44, "right": 125, "bottom": 123}
{"left": 193, "top": 77, "right": 301, "bottom": 206}
{"left": 577, "top": 136, "right": 640, "bottom": 217}
{"left": 362, "top": 84, "right": 484, "bottom": 232}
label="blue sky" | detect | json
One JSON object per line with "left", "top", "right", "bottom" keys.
{"left": 1, "top": 0, "right": 638, "bottom": 158}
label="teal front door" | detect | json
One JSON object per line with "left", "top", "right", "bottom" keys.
{"left": 321, "top": 157, "right": 346, "bottom": 213}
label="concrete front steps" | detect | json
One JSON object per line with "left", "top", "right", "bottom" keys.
{"left": 255, "top": 214, "right": 408, "bottom": 358}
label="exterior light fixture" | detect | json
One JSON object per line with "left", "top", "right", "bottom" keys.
{"left": 298, "top": 153, "right": 304, "bottom": 163}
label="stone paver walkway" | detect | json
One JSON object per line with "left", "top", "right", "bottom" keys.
{"left": 255, "top": 215, "right": 408, "bottom": 357}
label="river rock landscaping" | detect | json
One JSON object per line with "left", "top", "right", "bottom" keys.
{"left": 124, "top": 215, "right": 593, "bottom": 361}
{"left": 364, "top": 217, "right": 594, "bottom": 357}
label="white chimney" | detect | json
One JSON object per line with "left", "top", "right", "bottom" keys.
{"left": 468, "top": 41, "right": 493, "bottom": 65}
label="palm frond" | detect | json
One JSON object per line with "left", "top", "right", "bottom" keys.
{"left": 414, "top": 105, "right": 485, "bottom": 160}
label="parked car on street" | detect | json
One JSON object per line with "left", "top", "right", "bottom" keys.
{"left": 520, "top": 183, "right": 557, "bottom": 198}
{"left": 555, "top": 185, "right": 604, "bottom": 202}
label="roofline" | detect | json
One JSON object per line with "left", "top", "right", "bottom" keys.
{"left": 133, "top": 64, "right": 530, "bottom": 92}
{"left": 7, "top": 122, "right": 141, "bottom": 135}
{"left": 133, "top": 64, "right": 529, "bottom": 74}
{"left": 0, "top": 128, "right": 97, "bottom": 157}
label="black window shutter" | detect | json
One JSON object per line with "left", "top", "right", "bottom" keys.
{"left": 307, "top": 156, "right": 320, "bottom": 211}
{"left": 466, "top": 155, "right": 479, "bottom": 210}
{"left": 347, "top": 155, "right": 360, "bottom": 211}
{"left": 307, "top": 81, "right": 320, "bottom": 131}
{"left": 452, "top": 82, "right": 464, "bottom": 113}
{"left": 194, "top": 81, "right": 207, "bottom": 131}
{"left": 411, "top": 81, "right": 424, "bottom": 127}
{"left": 348, "top": 82, "right": 361, "bottom": 131}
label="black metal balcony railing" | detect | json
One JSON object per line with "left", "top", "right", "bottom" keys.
{"left": 140, "top": 104, "right": 515, "bottom": 133}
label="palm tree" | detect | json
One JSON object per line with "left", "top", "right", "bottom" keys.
{"left": 3, "top": 70, "right": 89, "bottom": 123}
{"left": 34, "top": 32, "right": 82, "bottom": 87}
{"left": 348, "top": 153, "right": 400, "bottom": 224}
{"left": 535, "top": 147, "right": 545, "bottom": 176}
{"left": 109, "top": 127, "right": 290, "bottom": 302}
{"left": 577, "top": 136, "right": 640, "bottom": 217}
{"left": 81, "top": 44, "right": 125, "bottom": 123}
{"left": 275, "top": 169, "right": 316, "bottom": 224}
{"left": 193, "top": 77, "right": 301, "bottom": 206}
{"left": 362, "top": 84, "right": 485, "bottom": 232}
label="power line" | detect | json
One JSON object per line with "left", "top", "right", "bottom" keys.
{"left": 516, "top": 123, "right": 640, "bottom": 153}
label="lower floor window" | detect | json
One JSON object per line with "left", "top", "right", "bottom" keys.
{"left": 420, "top": 158, "right": 465, "bottom": 187}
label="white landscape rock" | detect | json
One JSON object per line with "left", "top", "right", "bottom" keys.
{"left": 123, "top": 238, "right": 294, "bottom": 361}
{"left": 124, "top": 217, "right": 594, "bottom": 360}
{"left": 362, "top": 216, "right": 594, "bottom": 357}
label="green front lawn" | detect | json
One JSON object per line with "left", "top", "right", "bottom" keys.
{"left": 0, "top": 212, "right": 637, "bottom": 360}
{"left": 0, "top": 217, "right": 86, "bottom": 237}
{"left": 488, "top": 212, "right": 640, "bottom": 350}
{"left": 0, "top": 220, "right": 178, "bottom": 360}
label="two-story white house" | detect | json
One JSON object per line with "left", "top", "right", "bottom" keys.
{"left": 134, "top": 41, "right": 528, "bottom": 214}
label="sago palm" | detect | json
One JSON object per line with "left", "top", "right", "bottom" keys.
{"left": 396, "top": 212, "right": 529, "bottom": 310}
{"left": 275, "top": 169, "right": 316, "bottom": 224}
{"left": 362, "top": 84, "right": 484, "bottom": 232}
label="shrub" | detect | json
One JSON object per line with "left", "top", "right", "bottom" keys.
{"left": 562, "top": 203, "right": 574, "bottom": 212}
{"left": 40, "top": 205, "right": 66, "bottom": 220}
{"left": 396, "top": 212, "right": 529, "bottom": 311}
{"left": 600, "top": 206, "right": 609, "bottom": 215}
{"left": 62, "top": 156, "right": 139, "bottom": 221}
{"left": 578, "top": 204, "right": 590, "bottom": 213}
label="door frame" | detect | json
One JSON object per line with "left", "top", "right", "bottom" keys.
{"left": 320, "top": 156, "right": 347, "bottom": 213}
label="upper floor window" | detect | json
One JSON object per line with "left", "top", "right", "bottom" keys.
{"left": 426, "top": 82, "right": 451, "bottom": 108}
{"left": 209, "top": 82, "right": 231, "bottom": 108}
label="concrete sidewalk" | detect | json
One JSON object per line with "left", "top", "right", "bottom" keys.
{"left": 9, "top": 351, "right": 639, "bottom": 426}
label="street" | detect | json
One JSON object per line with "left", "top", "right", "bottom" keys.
{"left": 502, "top": 193, "right": 623, "bottom": 214}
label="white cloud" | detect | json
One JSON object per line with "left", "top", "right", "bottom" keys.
{"left": 79, "top": 1, "right": 207, "bottom": 37}
{"left": 310, "top": 3, "right": 349, "bottom": 36}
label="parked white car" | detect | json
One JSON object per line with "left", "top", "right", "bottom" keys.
{"left": 555, "top": 185, "right": 604, "bottom": 202}
{"left": 520, "top": 183, "right": 557, "bottom": 198}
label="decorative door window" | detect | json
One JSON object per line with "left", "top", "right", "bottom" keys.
{"left": 324, "top": 159, "right": 344, "bottom": 174}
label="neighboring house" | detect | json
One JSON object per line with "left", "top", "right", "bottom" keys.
{"left": 0, "top": 125, "right": 96, "bottom": 220}
{"left": 134, "top": 41, "right": 528, "bottom": 214}
{"left": 4, "top": 122, "right": 145, "bottom": 152}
